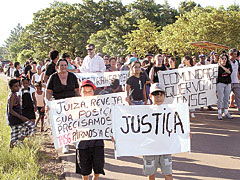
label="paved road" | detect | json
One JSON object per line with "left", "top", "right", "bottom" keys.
{"left": 60, "top": 107, "right": 240, "bottom": 180}
{"left": 1, "top": 73, "right": 239, "bottom": 179}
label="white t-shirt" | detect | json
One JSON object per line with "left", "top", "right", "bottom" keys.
{"left": 18, "top": 87, "right": 35, "bottom": 99}
{"left": 80, "top": 54, "right": 106, "bottom": 73}
{"left": 33, "top": 73, "right": 41, "bottom": 82}
{"left": 230, "top": 60, "right": 239, "bottom": 84}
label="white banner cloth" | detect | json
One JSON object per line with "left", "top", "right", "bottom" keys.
{"left": 112, "top": 103, "right": 190, "bottom": 157}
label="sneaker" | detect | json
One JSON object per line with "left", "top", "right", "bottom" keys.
{"left": 190, "top": 113, "right": 195, "bottom": 118}
{"left": 62, "top": 145, "right": 69, "bottom": 154}
{"left": 218, "top": 114, "right": 223, "bottom": 120}
{"left": 225, "top": 113, "right": 233, "bottom": 119}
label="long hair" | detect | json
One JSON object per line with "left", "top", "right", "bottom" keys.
{"left": 219, "top": 54, "right": 230, "bottom": 66}
{"left": 130, "top": 61, "right": 141, "bottom": 76}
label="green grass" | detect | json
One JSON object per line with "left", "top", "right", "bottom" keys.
{"left": 0, "top": 78, "right": 55, "bottom": 180}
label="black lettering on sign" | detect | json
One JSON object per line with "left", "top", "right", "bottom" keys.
{"left": 198, "top": 92, "right": 207, "bottom": 106}
{"left": 166, "top": 112, "right": 172, "bottom": 137}
{"left": 162, "top": 74, "right": 170, "bottom": 85}
{"left": 174, "top": 112, "right": 184, "bottom": 134}
{"left": 152, "top": 112, "right": 162, "bottom": 135}
{"left": 120, "top": 116, "right": 130, "bottom": 134}
{"left": 56, "top": 101, "right": 65, "bottom": 114}
{"left": 99, "top": 129, "right": 103, "bottom": 137}
{"left": 141, "top": 114, "right": 151, "bottom": 133}
{"left": 131, "top": 115, "right": 140, "bottom": 133}
{"left": 105, "top": 127, "right": 111, "bottom": 137}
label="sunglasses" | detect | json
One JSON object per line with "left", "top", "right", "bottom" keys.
{"left": 87, "top": 49, "right": 93, "bottom": 51}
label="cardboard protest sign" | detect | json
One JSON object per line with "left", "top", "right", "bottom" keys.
{"left": 48, "top": 92, "right": 127, "bottom": 149}
{"left": 158, "top": 64, "right": 218, "bottom": 109}
{"left": 112, "top": 103, "right": 190, "bottom": 157}
{"left": 75, "top": 71, "right": 129, "bottom": 87}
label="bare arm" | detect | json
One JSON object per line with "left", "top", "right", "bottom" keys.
{"left": 125, "top": 84, "right": 131, "bottom": 105}
{"left": 219, "top": 64, "right": 231, "bottom": 74}
{"left": 32, "top": 92, "right": 37, "bottom": 107}
{"left": 9, "top": 94, "right": 29, "bottom": 122}
{"left": 75, "top": 88, "right": 80, "bottom": 97}
{"left": 46, "top": 89, "right": 53, "bottom": 101}
{"left": 143, "top": 84, "right": 147, "bottom": 105}
{"left": 44, "top": 74, "right": 49, "bottom": 84}
{"left": 32, "top": 75, "right": 35, "bottom": 85}
{"left": 149, "top": 67, "right": 154, "bottom": 83}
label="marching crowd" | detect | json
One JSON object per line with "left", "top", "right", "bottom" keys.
{"left": 5, "top": 43, "right": 240, "bottom": 180}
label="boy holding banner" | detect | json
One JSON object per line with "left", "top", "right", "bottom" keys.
{"left": 76, "top": 80, "right": 105, "bottom": 180}
{"left": 143, "top": 83, "right": 173, "bottom": 180}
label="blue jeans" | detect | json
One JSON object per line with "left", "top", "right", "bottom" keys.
{"left": 130, "top": 100, "right": 144, "bottom": 105}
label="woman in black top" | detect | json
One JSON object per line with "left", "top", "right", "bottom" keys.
{"left": 46, "top": 58, "right": 80, "bottom": 153}
{"left": 149, "top": 54, "right": 167, "bottom": 83}
{"left": 126, "top": 61, "right": 147, "bottom": 105}
{"left": 216, "top": 54, "right": 233, "bottom": 120}
{"left": 46, "top": 59, "right": 80, "bottom": 100}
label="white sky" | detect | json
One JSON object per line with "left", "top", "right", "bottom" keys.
{"left": 0, "top": 0, "right": 239, "bottom": 46}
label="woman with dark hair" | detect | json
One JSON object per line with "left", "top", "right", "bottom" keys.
{"left": 178, "top": 56, "right": 193, "bottom": 68}
{"left": 46, "top": 58, "right": 80, "bottom": 153}
{"left": 149, "top": 54, "right": 167, "bottom": 83}
{"left": 178, "top": 56, "right": 196, "bottom": 118}
{"left": 106, "top": 56, "right": 117, "bottom": 72}
{"left": 126, "top": 61, "right": 147, "bottom": 105}
{"left": 216, "top": 54, "right": 233, "bottom": 119}
{"left": 169, "top": 57, "right": 177, "bottom": 70}
{"left": 28, "top": 61, "right": 37, "bottom": 82}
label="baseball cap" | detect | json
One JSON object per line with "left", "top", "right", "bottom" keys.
{"left": 80, "top": 79, "right": 96, "bottom": 90}
{"left": 150, "top": 83, "right": 165, "bottom": 95}
{"left": 199, "top": 54, "right": 205, "bottom": 58}
{"left": 125, "top": 57, "right": 138, "bottom": 65}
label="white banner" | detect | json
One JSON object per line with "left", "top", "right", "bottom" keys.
{"left": 158, "top": 64, "right": 218, "bottom": 109}
{"left": 48, "top": 92, "right": 127, "bottom": 149}
{"left": 112, "top": 103, "right": 191, "bottom": 157}
{"left": 75, "top": 71, "right": 129, "bottom": 87}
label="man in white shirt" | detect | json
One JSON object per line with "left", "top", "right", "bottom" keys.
{"left": 229, "top": 48, "right": 240, "bottom": 112}
{"left": 80, "top": 44, "right": 106, "bottom": 73}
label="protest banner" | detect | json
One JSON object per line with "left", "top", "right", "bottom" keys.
{"left": 48, "top": 92, "right": 127, "bottom": 149}
{"left": 112, "top": 103, "right": 190, "bottom": 157}
{"left": 158, "top": 64, "right": 218, "bottom": 109}
{"left": 75, "top": 71, "right": 129, "bottom": 87}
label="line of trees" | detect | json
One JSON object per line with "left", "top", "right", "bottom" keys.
{"left": 0, "top": 0, "right": 240, "bottom": 63}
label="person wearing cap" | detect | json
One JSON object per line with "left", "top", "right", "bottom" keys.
{"left": 195, "top": 54, "right": 206, "bottom": 66}
{"left": 195, "top": 55, "right": 215, "bottom": 111}
{"left": 210, "top": 52, "right": 219, "bottom": 64}
{"left": 46, "top": 58, "right": 80, "bottom": 153}
{"left": 80, "top": 44, "right": 106, "bottom": 73}
{"left": 142, "top": 83, "right": 173, "bottom": 180}
{"left": 76, "top": 79, "right": 105, "bottom": 180}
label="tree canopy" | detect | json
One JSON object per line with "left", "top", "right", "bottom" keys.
{"left": 1, "top": 0, "right": 240, "bottom": 62}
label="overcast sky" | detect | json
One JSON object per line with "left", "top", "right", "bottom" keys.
{"left": 0, "top": 0, "right": 238, "bottom": 46}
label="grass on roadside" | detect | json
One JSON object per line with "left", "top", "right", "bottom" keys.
{"left": 0, "top": 77, "right": 57, "bottom": 180}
